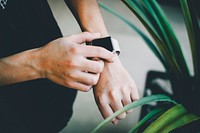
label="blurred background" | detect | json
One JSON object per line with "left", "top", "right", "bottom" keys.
{"left": 47, "top": 0, "right": 191, "bottom": 133}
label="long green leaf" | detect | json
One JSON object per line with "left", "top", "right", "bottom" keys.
{"left": 122, "top": 0, "right": 182, "bottom": 77}
{"left": 98, "top": 2, "right": 168, "bottom": 71}
{"left": 143, "top": 104, "right": 187, "bottom": 133}
{"left": 140, "top": 0, "right": 173, "bottom": 55}
{"left": 162, "top": 113, "right": 200, "bottom": 132}
{"left": 91, "top": 94, "right": 177, "bottom": 133}
{"left": 128, "top": 107, "right": 167, "bottom": 133}
{"left": 122, "top": 0, "right": 183, "bottom": 96}
{"left": 122, "top": 0, "right": 157, "bottom": 37}
{"left": 147, "top": 0, "right": 190, "bottom": 78}
{"left": 180, "top": 0, "right": 200, "bottom": 87}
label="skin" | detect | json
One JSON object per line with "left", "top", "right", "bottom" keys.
{"left": 0, "top": 32, "right": 115, "bottom": 92}
{"left": 66, "top": 0, "right": 140, "bottom": 124}
{"left": 0, "top": 0, "right": 140, "bottom": 127}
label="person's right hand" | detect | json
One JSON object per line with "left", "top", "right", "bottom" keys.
{"left": 35, "top": 32, "right": 115, "bottom": 91}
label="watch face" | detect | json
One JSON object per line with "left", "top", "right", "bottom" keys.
{"left": 91, "top": 37, "right": 114, "bottom": 52}
{"left": 91, "top": 36, "right": 120, "bottom": 55}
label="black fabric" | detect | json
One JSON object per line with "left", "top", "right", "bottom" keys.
{"left": 0, "top": 0, "right": 77, "bottom": 132}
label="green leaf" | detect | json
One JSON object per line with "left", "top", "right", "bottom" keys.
{"left": 145, "top": 0, "right": 190, "bottom": 78}
{"left": 98, "top": 2, "right": 168, "bottom": 71}
{"left": 140, "top": 0, "right": 173, "bottom": 54}
{"left": 91, "top": 94, "right": 177, "bottom": 133}
{"left": 143, "top": 104, "right": 199, "bottom": 133}
{"left": 122, "top": 0, "right": 183, "bottom": 79}
{"left": 163, "top": 113, "right": 200, "bottom": 132}
{"left": 121, "top": 0, "right": 157, "bottom": 36}
{"left": 180, "top": 0, "right": 200, "bottom": 87}
{"left": 128, "top": 107, "right": 167, "bottom": 133}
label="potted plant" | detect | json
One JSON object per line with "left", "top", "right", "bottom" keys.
{"left": 91, "top": 0, "right": 200, "bottom": 132}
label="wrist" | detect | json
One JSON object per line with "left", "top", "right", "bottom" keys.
{"left": 28, "top": 48, "right": 45, "bottom": 79}
{"left": 104, "top": 55, "right": 122, "bottom": 69}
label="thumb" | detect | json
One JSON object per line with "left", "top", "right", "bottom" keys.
{"left": 70, "top": 32, "right": 101, "bottom": 44}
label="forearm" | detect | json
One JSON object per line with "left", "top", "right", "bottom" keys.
{"left": 0, "top": 49, "right": 42, "bottom": 86}
{"left": 66, "top": 0, "right": 109, "bottom": 37}
{"left": 66, "top": 1, "right": 140, "bottom": 123}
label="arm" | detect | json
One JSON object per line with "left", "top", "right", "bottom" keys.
{"left": 66, "top": 0, "right": 139, "bottom": 124}
{"left": 0, "top": 49, "right": 41, "bottom": 86}
{"left": 65, "top": 0, "right": 108, "bottom": 37}
{"left": 0, "top": 32, "right": 114, "bottom": 91}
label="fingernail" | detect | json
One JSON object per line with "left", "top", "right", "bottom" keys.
{"left": 127, "top": 109, "right": 134, "bottom": 114}
{"left": 112, "top": 119, "right": 118, "bottom": 125}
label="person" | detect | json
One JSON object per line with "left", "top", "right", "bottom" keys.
{"left": 0, "top": 0, "right": 139, "bottom": 132}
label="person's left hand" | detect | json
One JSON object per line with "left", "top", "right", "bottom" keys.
{"left": 93, "top": 56, "right": 139, "bottom": 124}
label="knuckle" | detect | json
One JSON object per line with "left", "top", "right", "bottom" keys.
{"left": 70, "top": 45, "right": 80, "bottom": 55}
{"left": 67, "top": 60, "right": 78, "bottom": 68}
{"left": 108, "top": 90, "right": 118, "bottom": 101}
{"left": 96, "top": 96, "right": 106, "bottom": 105}
{"left": 121, "top": 87, "right": 127, "bottom": 94}
{"left": 129, "top": 83, "right": 137, "bottom": 89}
{"left": 68, "top": 72, "right": 76, "bottom": 79}
{"left": 64, "top": 71, "right": 75, "bottom": 79}
{"left": 62, "top": 71, "right": 69, "bottom": 78}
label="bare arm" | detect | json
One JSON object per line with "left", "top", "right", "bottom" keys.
{"left": 0, "top": 49, "right": 41, "bottom": 86}
{"left": 65, "top": 0, "right": 108, "bottom": 37}
{"left": 0, "top": 33, "right": 114, "bottom": 91}
{"left": 66, "top": 0, "right": 139, "bottom": 124}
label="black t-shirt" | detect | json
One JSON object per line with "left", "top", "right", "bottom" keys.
{"left": 0, "top": 0, "right": 77, "bottom": 133}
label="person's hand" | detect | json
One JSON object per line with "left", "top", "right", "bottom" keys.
{"left": 93, "top": 56, "right": 139, "bottom": 124}
{"left": 34, "top": 32, "right": 115, "bottom": 91}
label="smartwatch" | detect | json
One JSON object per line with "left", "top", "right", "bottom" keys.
{"left": 90, "top": 36, "right": 120, "bottom": 55}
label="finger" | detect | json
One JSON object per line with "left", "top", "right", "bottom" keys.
{"left": 131, "top": 92, "right": 140, "bottom": 102}
{"left": 112, "top": 118, "right": 119, "bottom": 125}
{"left": 70, "top": 32, "right": 101, "bottom": 44}
{"left": 67, "top": 81, "right": 92, "bottom": 92}
{"left": 80, "top": 45, "right": 115, "bottom": 62}
{"left": 81, "top": 59, "right": 104, "bottom": 74}
{"left": 110, "top": 100, "right": 126, "bottom": 120}
{"left": 96, "top": 101, "right": 118, "bottom": 124}
{"left": 130, "top": 84, "right": 140, "bottom": 102}
{"left": 122, "top": 96, "right": 134, "bottom": 114}
{"left": 71, "top": 71, "right": 100, "bottom": 86}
